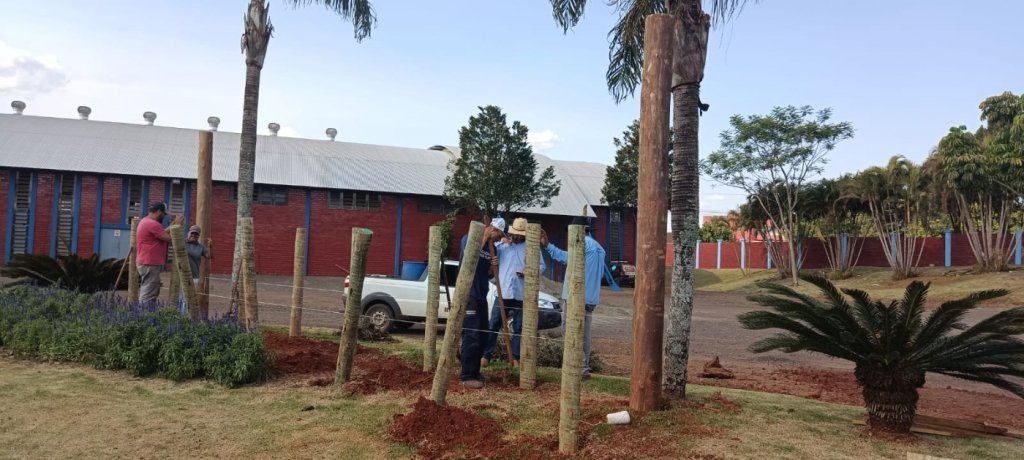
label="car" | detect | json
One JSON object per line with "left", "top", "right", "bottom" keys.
{"left": 343, "top": 260, "right": 562, "bottom": 333}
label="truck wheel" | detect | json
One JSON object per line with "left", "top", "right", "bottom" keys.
{"left": 364, "top": 303, "right": 396, "bottom": 332}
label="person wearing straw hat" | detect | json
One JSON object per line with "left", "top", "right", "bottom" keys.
{"left": 482, "top": 217, "right": 545, "bottom": 367}
{"left": 541, "top": 215, "right": 606, "bottom": 379}
{"left": 457, "top": 218, "right": 506, "bottom": 389}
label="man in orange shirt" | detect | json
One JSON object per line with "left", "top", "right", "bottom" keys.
{"left": 136, "top": 202, "right": 183, "bottom": 304}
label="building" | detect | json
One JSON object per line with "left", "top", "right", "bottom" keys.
{"left": 0, "top": 105, "right": 636, "bottom": 278}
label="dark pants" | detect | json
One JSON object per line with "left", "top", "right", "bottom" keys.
{"left": 484, "top": 299, "right": 523, "bottom": 361}
{"left": 459, "top": 296, "right": 489, "bottom": 382}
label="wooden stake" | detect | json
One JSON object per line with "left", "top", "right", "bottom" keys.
{"left": 520, "top": 223, "right": 542, "bottom": 390}
{"left": 239, "top": 217, "right": 259, "bottom": 331}
{"left": 423, "top": 225, "right": 444, "bottom": 372}
{"left": 631, "top": 13, "right": 674, "bottom": 413}
{"left": 559, "top": 224, "right": 587, "bottom": 454}
{"left": 168, "top": 253, "right": 181, "bottom": 308}
{"left": 127, "top": 217, "right": 140, "bottom": 301}
{"left": 196, "top": 131, "right": 213, "bottom": 319}
{"left": 335, "top": 228, "right": 374, "bottom": 384}
{"left": 289, "top": 228, "right": 307, "bottom": 337}
{"left": 170, "top": 224, "right": 199, "bottom": 319}
{"left": 488, "top": 241, "right": 516, "bottom": 364}
{"left": 430, "top": 221, "right": 485, "bottom": 405}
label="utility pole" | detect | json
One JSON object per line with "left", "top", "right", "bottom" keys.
{"left": 630, "top": 13, "right": 674, "bottom": 413}
{"left": 197, "top": 131, "right": 213, "bottom": 319}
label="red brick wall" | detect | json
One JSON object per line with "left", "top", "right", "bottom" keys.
{"left": 252, "top": 189, "right": 307, "bottom": 275}
{"left": 208, "top": 183, "right": 237, "bottom": 274}
{"left": 101, "top": 177, "right": 124, "bottom": 225}
{"left": 33, "top": 173, "right": 55, "bottom": 256}
{"left": 0, "top": 172, "right": 7, "bottom": 258}
{"left": 306, "top": 190, "right": 398, "bottom": 277}
{"left": 77, "top": 175, "right": 100, "bottom": 258}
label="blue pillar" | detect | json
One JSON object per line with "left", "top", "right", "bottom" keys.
{"left": 1014, "top": 228, "right": 1022, "bottom": 266}
{"left": 3, "top": 171, "right": 16, "bottom": 263}
{"left": 944, "top": 229, "right": 952, "bottom": 267}
{"left": 50, "top": 175, "right": 61, "bottom": 257}
{"left": 695, "top": 240, "right": 701, "bottom": 269}
{"left": 767, "top": 239, "right": 773, "bottom": 270}
{"left": 740, "top": 239, "right": 746, "bottom": 269}
{"left": 796, "top": 241, "right": 804, "bottom": 270}
{"left": 393, "top": 197, "right": 404, "bottom": 277}
{"left": 889, "top": 232, "right": 898, "bottom": 257}
{"left": 716, "top": 239, "right": 723, "bottom": 269}
{"left": 840, "top": 233, "right": 849, "bottom": 263}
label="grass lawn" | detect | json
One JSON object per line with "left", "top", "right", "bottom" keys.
{"left": 1, "top": 335, "right": 1021, "bottom": 459}
{"left": 694, "top": 266, "right": 1024, "bottom": 307}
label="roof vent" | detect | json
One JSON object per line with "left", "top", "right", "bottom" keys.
{"left": 11, "top": 100, "right": 26, "bottom": 115}
{"left": 207, "top": 116, "right": 220, "bottom": 131}
{"left": 268, "top": 122, "right": 280, "bottom": 136}
{"left": 326, "top": 128, "right": 337, "bottom": 141}
{"left": 77, "top": 106, "right": 92, "bottom": 120}
{"left": 143, "top": 111, "right": 157, "bottom": 125}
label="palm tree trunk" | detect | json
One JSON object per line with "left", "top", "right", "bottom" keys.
{"left": 665, "top": 81, "right": 701, "bottom": 397}
{"left": 231, "top": 63, "right": 262, "bottom": 311}
{"left": 856, "top": 365, "right": 924, "bottom": 433}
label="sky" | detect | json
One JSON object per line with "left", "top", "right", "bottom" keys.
{"left": 1, "top": 0, "right": 1021, "bottom": 217}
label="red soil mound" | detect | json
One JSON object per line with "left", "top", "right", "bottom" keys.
{"left": 388, "top": 396, "right": 506, "bottom": 459}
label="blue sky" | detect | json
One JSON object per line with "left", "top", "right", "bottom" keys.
{"left": 1, "top": 0, "right": 1021, "bottom": 216}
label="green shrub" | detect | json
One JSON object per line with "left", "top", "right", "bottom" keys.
{"left": 204, "top": 333, "right": 272, "bottom": 388}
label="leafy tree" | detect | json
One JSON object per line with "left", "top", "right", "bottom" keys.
{"left": 702, "top": 106, "right": 854, "bottom": 286}
{"left": 697, "top": 216, "right": 733, "bottom": 242}
{"left": 601, "top": 119, "right": 673, "bottom": 209}
{"left": 803, "top": 177, "right": 869, "bottom": 279}
{"left": 230, "top": 0, "right": 377, "bottom": 310}
{"left": 740, "top": 275, "right": 1024, "bottom": 434}
{"left": 443, "top": 106, "right": 561, "bottom": 216}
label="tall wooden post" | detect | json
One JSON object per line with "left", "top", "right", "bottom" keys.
{"left": 430, "top": 221, "right": 485, "bottom": 405}
{"left": 559, "top": 224, "right": 587, "bottom": 454}
{"left": 520, "top": 223, "right": 542, "bottom": 390}
{"left": 335, "top": 228, "right": 374, "bottom": 384}
{"left": 631, "top": 13, "right": 674, "bottom": 413}
{"left": 289, "top": 228, "right": 307, "bottom": 337}
{"left": 168, "top": 256, "right": 181, "bottom": 308}
{"left": 170, "top": 224, "right": 199, "bottom": 319}
{"left": 127, "top": 217, "right": 141, "bottom": 302}
{"left": 423, "top": 225, "right": 443, "bottom": 372}
{"left": 196, "top": 131, "right": 213, "bottom": 319}
{"left": 239, "top": 217, "right": 259, "bottom": 331}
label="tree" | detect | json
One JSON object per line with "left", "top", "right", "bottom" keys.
{"left": 551, "top": 0, "right": 752, "bottom": 399}
{"left": 698, "top": 216, "right": 733, "bottom": 242}
{"left": 702, "top": 106, "right": 854, "bottom": 286}
{"left": 802, "top": 177, "right": 869, "bottom": 279}
{"left": 230, "top": 0, "right": 377, "bottom": 311}
{"left": 600, "top": 119, "right": 673, "bottom": 208}
{"left": 740, "top": 275, "right": 1024, "bottom": 433}
{"left": 935, "top": 92, "right": 1024, "bottom": 272}
{"left": 443, "top": 106, "right": 561, "bottom": 216}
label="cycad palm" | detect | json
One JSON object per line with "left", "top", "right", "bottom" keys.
{"left": 230, "top": 0, "right": 376, "bottom": 318}
{"left": 739, "top": 275, "right": 1024, "bottom": 433}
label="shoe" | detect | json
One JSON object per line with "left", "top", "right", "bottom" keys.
{"left": 582, "top": 373, "right": 592, "bottom": 380}
{"left": 480, "top": 358, "right": 490, "bottom": 367}
{"left": 461, "top": 380, "right": 484, "bottom": 389}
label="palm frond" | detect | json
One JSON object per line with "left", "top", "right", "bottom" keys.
{"left": 738, "top": 311, "right": 861, "bottom": 360}
{"left": 605, "top": 0, "right": 663, "bottom": 103}
{"left": 551, "top": 0, "right": 589, "bottom": 32}
{"left": 286, "top": 0, "right": 377, "bottom": 41}
{"left": 930, "top": 370, "right": 1024, "bottom": 399}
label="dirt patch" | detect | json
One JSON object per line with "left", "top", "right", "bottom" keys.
{"left": 388, "top": 396, "right": 506, "bottom": 459}
{"left": 700, "top": 356, "right": 735, "bottom": 380}
{"left": 707, "top": 392, "right": 742, "bottom": 412}
{"left": 264, "top": 331, "right": 446, "bottom": 395}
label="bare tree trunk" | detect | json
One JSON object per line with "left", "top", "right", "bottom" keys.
{"left": 231, "top": 63, "right": 262, "bottom": 313}
{"left": 168, "top": 255, "right": 181, "bottom": 308}
{"left": 335, "top": 228, "right": 374, "bottom": 384}
{"left": 196, "top": 131, "right": 213, "bottom": 319}
{"left": 170, "top": 224, "right": 199, "bottom": 319}
{"left": 127, "top": 217, "right": 140, "bottom": 302}
{"left": 289, "top": 228, "right": 306, "bottom": 337}
{"left": 423, "top": 225, "right": 443, "bottom": 372}
{"left": 559, "top": 224, "right": 587, "bottom": 454}
{"left": 520, "top": 223, "right": 542, "bottom": 390}
{"left": 631, "top": 13, "right": 673, "bottom": 413}
{"left": 430, "top": 222, "right": 485, "bottom": 405}
{"left": 665, "top": 2, "right": 710, "bottom": 399}
{"left": 239, "top": 217, "right": 259, "bottom": 331}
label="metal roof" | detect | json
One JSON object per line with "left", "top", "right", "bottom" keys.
{"left": 0, "top": 114, "right": 612, "bottom": 217}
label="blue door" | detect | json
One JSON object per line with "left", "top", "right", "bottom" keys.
{"left": 98, "top": 228, "right": 130, "bottom": 260}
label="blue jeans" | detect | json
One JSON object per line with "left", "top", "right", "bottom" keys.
{"left": 562, "top": 302, "right": 595, "bottom": 376}
{"left": 460, "top": 296, "right": 488, "bottom": 382}
{"left": 483, "top": 299, "right": 523, "bottom": 361}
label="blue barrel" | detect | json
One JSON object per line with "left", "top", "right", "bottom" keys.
{"left": 401, "top": 261, "right": 428, "bottom": 280}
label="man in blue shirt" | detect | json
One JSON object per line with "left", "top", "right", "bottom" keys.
{"left": 483, "top": 218, "right": 545, "bottom": 367}
{"left": 458, "top": 219, "right": 506, "bottom": 389}
{"left": 541, "top": 216, "right": 606, "bottom": 379}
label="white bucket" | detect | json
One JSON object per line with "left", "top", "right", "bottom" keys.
{"left": 606, "top": 410, "right": 631, "bottom": 425}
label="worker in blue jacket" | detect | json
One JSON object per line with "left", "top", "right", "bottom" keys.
{"left": 541, "top": 216, "right": 606, "bottom": 379}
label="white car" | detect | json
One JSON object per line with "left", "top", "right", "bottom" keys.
{"left": 344, "top": 260, "right": 562, "bottom": 332}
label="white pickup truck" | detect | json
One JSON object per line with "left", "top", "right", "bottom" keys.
{"left": 344, "top": 260, "right": 562, "bottom": 332}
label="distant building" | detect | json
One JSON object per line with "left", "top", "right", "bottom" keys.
{"left": 0, "top": 105, "right": 636, "bottom": 277}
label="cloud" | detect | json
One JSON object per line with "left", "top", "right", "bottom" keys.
{"left": 709, "top": 194, "right": 726, "bottom": 201}
{"left": 0, "top": 41, "right": 68, "bottom": 96}
{"left": 528, "top": 129, "right": 561, "bottom": 152}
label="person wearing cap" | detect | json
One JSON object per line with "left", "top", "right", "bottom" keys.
{"left": 185, "top": 225, "right": 212, "bottom": 287}
{"left": 136, "top": 202, "right": 184, "bottom": 304}
{"left": 457, "top": 218, "right": 506, "bottom": 389}
{"left": 541, "top": 216, "right": 606, "bottom": 379}
{"left": 482, "top": 217, "right": 544, "bottom": 367}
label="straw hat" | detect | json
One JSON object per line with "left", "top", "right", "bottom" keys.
{"left": 508, "top": 217, "right": 528, "bottom": 236}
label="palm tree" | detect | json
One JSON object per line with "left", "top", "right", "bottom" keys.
{"left": 551, "top": 0, "right": 751, "bottom": 398}
{"left": 739, "top": 275, "right": 1024, "bottom": 433}
{"left": 230, "top": 0, "right": 377, "bottom": 313}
